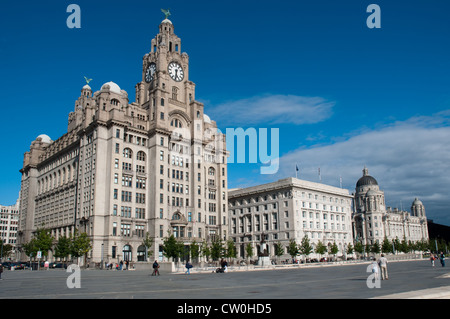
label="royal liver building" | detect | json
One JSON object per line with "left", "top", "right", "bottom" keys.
{"left": 353, "top": 167, "right": 428, "bottom": 245}
{"left": 18, "top": 15, "right": 228, "bottom": 264}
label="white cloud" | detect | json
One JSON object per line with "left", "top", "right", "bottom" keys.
{"left": 275, "top": 112, "right": 450, "bottom": 225}
{"left": 208, "top": 94, "right": 335, "bottom": 126}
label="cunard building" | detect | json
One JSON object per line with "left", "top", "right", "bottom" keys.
{"left": 18, "top": 14, "right": 228, "bottom": 264}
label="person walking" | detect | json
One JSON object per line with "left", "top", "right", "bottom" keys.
{"left": 371, "top": 260, "right": 379, "bottom": 281}
{"left": 152, "top": 260, "right": 160, "bottom": 276}
{"left": 440, "top": 252, "right": 446, "bottom": 267}
{"left": 378, "top": 254, "right": 388, "bottom": 280}
{"left": 430, "top": 254, "right": 435, "bottom": 267}
{"left": 0, "top": 263, "right": 3, "bottom": 280}
{"left": 185, "top": 261, "right": 192, "bottom": 274}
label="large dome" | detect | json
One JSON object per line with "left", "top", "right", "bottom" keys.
{"left": 356, "top": 167, "right": 378, "bottom": 187}
{"left": 101, "top": 81, "right": 122, "bottom": 94}
{"left": 37, "top": 134, "right": 52, "bottom": 144}
{"left": 356, "top": 175, "right": 378, "bottom": 187}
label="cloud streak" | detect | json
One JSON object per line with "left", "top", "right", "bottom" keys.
{"left": 208, "top": 94, "right": 335, "bottom": 126}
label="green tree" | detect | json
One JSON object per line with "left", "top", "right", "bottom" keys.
{"left": 225, "top": 239, "right": 237, "bottom": 260}
{"left": 315, "top": 240, "right": 327, "bottom": 259}
{"left": 70, "top": 229, "right": 92, "bottom": 265}
{"left": 142, "top": 232, "right": 154, "bottom": 261}
{"left": 299, "top": 236, "right": 313, "bottom": 262}
{"left": 0, "top": 239, "right": 13, "bottom": 260}
{"left": 210, "top": 237, "right": 223, "bottom": 261}
{"left": 381, "top": 237, "right": 392, "bottom": 254}
{"left": 354, "top": 241, "right": 364, "bottom": 256}
{"left": 190, "top": 240, "right": 200, "bottom": 262}
{"left": 274, "top": 241, "right": 284, "bottom": 263}
{"left": 346, "top": 243, "right": 354, "bottom": 256}
{"left": 34, "top": 227, "right": 54, "bottom": 258}
{"left": 245, "top": 243, "right": 253, "bottom": 261}
{"left": 22, "top": 238, "right": 39, "bottom": 260}
{"left": 201, "top": 240, "right": 211, "bottom": 262}
{"left": 399, "top": 236, "right": 409, "bottom": 253}
{"left": 288, "top": 239, "right": 299, "bottom": 261}
{"left": 162, "top": 234, "right": 183, "bottom": 261}
{"left": 371, "top": 241, "right": 381, "bottom": 254}
{"left": 329, "top": 242, "right": 339, "bottom": 261}
{"left": 54, "top": 236, "right": 71, "bottom": 264}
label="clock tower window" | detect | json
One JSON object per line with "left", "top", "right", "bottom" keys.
{"left": 172, "top": 87, "right": 178, "bottom": 100}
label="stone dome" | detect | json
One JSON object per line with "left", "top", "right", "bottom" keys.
{"left": 412, "top": 198, "right": 423, "bottom": 206}
{"left": 37, "top": 134, "right": 52, "bottom": 144}
{"left": 101, "top": 81, "right": 122, "bottom": 94}
{"left": 356, "top": 167, "right": 378, "bottom": 188}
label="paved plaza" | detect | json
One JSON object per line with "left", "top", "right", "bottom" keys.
{"left": 0, "top": 259, "right": 449, "bottom": 299}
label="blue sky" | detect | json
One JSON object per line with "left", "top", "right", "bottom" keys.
{"left": 1, "top": 0, "right": 450, "bottom": 224}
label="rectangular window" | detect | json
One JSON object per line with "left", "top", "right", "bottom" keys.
{"left": 121, "top": 191, "right": 132, "bottom": 202}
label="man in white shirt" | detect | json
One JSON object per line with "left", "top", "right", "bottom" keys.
{"left": 378, "top": 254, "right": 388, "bottom": 280}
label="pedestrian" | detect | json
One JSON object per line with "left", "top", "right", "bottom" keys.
{"left": 378, "top": 254, "right": 388, "bottom": 280}
{"left": 371, "top": 261, "right": 379, "bottom": 280}
{"left": 430, "top": 254, "right": 435, "bottom": 267}
{"left": 185, "top": 261, "right": 193, "bottom": 274}
{"left": 440, "top": 252, "right": 446, "bottom": 267}
{"left": 221, "top": 259, "right": 228, "bottom": 273}
{"left": 120, "top": 260, "right": 123, "bottom": 270}
{"left": 0, "top": 263, "right": 3, "bottom": 280}
{"left": 152, "top": 260, "right": 160, "bottom": 276}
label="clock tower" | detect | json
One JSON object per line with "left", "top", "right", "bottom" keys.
{"left": 135, "top": 13, "right": 229, "bottom": 252}
{"left": 136, "top": 17, "right": 197, "bottom": 124}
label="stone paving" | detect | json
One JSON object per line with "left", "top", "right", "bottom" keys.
{"left": 0, "top": 259, "right": 449, "bottom": 299}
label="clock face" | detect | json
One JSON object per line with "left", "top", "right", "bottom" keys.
{"left": 168, "top": 62, "right": 184, "bottom": 82}
{"left": 145, "top": 63, "right": 156, "bottom": 83}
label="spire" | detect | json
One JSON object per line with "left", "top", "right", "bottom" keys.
{"left": 363, "top": 166, "right": 369, "bottom": 176}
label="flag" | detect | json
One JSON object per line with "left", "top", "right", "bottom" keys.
{"left": 296, "top": 164, "right": 299, "bottom": 172}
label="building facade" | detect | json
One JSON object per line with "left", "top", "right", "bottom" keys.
{"left": 0, "top": 198, "right": 20, "bottom": 261}
{"left": 18, "top": 17, "right": 228, "bottom": 264}
{"left": 228, "top": 178, "right": 354, "bottom": 261}
{"left": 353, "top": 167, "right": 428, "bottom": 246}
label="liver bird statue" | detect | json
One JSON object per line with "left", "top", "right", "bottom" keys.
{"left": 84, "top": 76, "right": 92, "bottom": 85}
{"left": 161, "top": 8, "right": 171, "bottom": 20}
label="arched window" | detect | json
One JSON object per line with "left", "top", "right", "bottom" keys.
{"left": 137, "top": 151, "right": 146, "bottom": 161}
{"left": 170, "top": 118, "right": 182, "bottom": 128}
{"left": 123, "top": 148, "right": 133, "bottom": 159}
{"left": 137, "top": 245, "right": 147, "bottom": 261}
{"left": 208, "top": 167, "right": 215, "bottom": 176}
{"left": 111, "top": 99, "right": 120, "bottom": 106}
